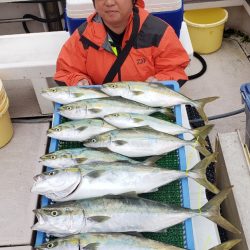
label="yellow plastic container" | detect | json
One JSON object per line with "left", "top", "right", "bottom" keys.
{"left": 0, "top": 80, "right": 6, "bottom": 103}
{"left": 0, "top": 90, "right": 13, "bottom": 148}
{"left": 184, "top": 8, "right": 228, "bottom": 54}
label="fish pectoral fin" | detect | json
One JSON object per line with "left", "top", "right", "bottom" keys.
{"left": 119, "top": 191, "right": 138, "bottom": 197}
{"left": 113, "top": 140, "right": 128, "bottom": 146}
{"left": 87, "top": 216, "right": 111, "bottom": 223}
{"left": 86, "top": 170, "right": 106, "bottom": 178}
{"left": 77, "top": 126, "right": 88, "bottom": 131}
{"left": 132, "top": 118, "right": 144, "bottom": 123}
{"left": 88, "top": 108, "right": 102, "bottom": 113}
{"left": 73, "top": 93, "right": 84, "bottom": 97}
{"left": 132, "top": 90, "right": 144, "bottom": 95}
{"left": 75, "top": 158, "right": 87, "bottom": 164}
{"left": 82, "top": 242, "right": 100, "bottom": 250}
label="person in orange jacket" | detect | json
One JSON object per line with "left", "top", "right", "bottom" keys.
{"left": 54, "top": 0, "right": 189, "bottom": 86}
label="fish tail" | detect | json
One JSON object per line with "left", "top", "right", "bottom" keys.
{"left": 191, "top": 124, "right": 215, "bottom": 146}
{"left": 192, "top": 139, "right": 211, "bottom": 157}
{"left": 192, "top": 97, "right": 219, "bottom": 123}
{"left": 199, "top": 186, "right": 241, "bottom": 234}
{"left": 160, "top": 107, "right": 175, "bottom": 119}
{"left": 188, "top": 153, "right": 219, "bottom": 194}
{"left": 209, "top": 239, "right": 242, "bottom": 250}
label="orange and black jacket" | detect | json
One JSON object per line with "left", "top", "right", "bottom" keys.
{"left": 54, "top": 6, "right": 189, "bottom": 86}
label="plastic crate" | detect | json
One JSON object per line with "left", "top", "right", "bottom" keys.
{"left": 240, "top": 83, "right": 250, "bottom": 149}
{"left": 34, "top": 81, "right": 194, "bottom": 249}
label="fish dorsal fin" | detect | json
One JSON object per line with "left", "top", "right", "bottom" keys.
{"left": 87, "top": 216, "right": 110, "bottom": 223}
{"left": 82, "top": 242, "right": 100, "bottom": 250}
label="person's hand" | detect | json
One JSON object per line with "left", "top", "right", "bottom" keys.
{"left": 77, "top": 79, "right": 90, "bottom": 86}
{"left": 146, "top": 76, "right": 158, "bottom": 82}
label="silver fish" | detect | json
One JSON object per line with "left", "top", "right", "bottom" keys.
{"left": 104, "top": 112, "right": 214, "bottom": 145}
{"left": 31, "top": 154, "right": 219, "bottom": 201}
{"left": 101, "top": 81, "right": 219, "bottom": 122}
{"left": 47, "top": 119, "right": 115, "bottom": 141}
{"left": 41, "top": 86, "right": 107, "bottom": 104}
{"left": 35, "top": 233, "right": 184, "bottom": 250}
{"left": 58, "top": 97, "right": 173, "bottom": 120}
{"left": 35, "top": 235, "right": 242, "bottom": 250}
{"left": 39, "top": 148, "right": 153, "bottom": 169}
{"left": 32, "top": 187, "right": 240, "bottom": 237}
{"left": 84, "top": 126, "right": 211, "bottom": 158}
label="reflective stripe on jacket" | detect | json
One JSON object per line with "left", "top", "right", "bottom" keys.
{"left": 54, "top": 7, "right": 189, "bottom": 86}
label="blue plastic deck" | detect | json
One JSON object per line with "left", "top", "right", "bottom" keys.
{"left": 34, "top": 80, "right": 195, "bottom": 249}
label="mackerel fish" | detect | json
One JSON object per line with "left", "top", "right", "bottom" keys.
{"left": 36, "top": 234, "right": 242, "bottom": 250}
{"left": 84, "top": 126, "right": 211, "bottom": 157}
{"left": 58, "top": 97, "right": 173, "bottom": 120}
{"left": 101, "top": 81, "right": 219, "bottom": 122}
{"left": 47, "top": 119, "right": 115, "bottom": 141}
{"left": 32, "top": 187, "right": 240, "bottom": 237}
{"left": 32, "top": 154, "right": 219, "bottom": 201}
{"left": 41, "top": 86, "right": 107, "bottom": 104}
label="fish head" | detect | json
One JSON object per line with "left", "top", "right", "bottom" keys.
{"left": 35, "top": 237, "right": 80, "bottom": 250}
{"left": 40, "top": 151, "right": 77, "bottom": 168}
{"left": 101, "top": 82, "right": 130, "bottom": 96}
{"left": 32, "top": 203, "right": 83, "bottom": 236}
{"left": 47, "top": 124, "right": 70, "bottom": 138}
{"left": 31, "top": 168, "right": 81, "bottom": 200}
{"left": 104, "top": 113, "right": 132, "bottom": 128}
{"left": 58, "top": 102, "right": 87, "bottom": 119}
{"left": 84, "top": 133, "right": 111, "bottom": 148}
{"left": 41, "top": 87, "right": 69, "bottom": 103}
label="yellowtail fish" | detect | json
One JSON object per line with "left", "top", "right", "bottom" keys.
{"left": 41, "top": 86, "right": 107, "bottom": 104}
{"left": 84, "top": 126, "right": 211, "bottom": 158}
{"left": 47, "top": 119, "right": 115, "bottom": 141}
{"left": 35, "top": 234, "right": 242, "bottom": 250}
{"left": 39, "top": 148, "right": 161, "bottom": 169}
{"left": 101, "top": 81, "right": 219, "bottom": 122}
{"left": 32, "top": 187, "right": 240, "bottom": 237}
{"left": 58, "top": 97, "right": 173, "bottom": 120}
{"left": 31, "top": 154, "right": 219, "bottom": 201}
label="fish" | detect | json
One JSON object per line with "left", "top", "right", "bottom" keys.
{"left": 104, "top": 112, "right": 214, "bottom": 145}
{"left": 101, "top": 81, "right": 219, "bottom": 122}
{"left": 31, "top": 153, "right": 219, "bottom": 201}
{"left": 35, "top": 234, "right": 242, "bottom": 250}
{"left": 47, "top": 119, "right": 116, "bottom": 141}
{"left": 32, "top": 187, "right": 240, "bottom": 237}
{"left": 58, "top": 97, "right": 173, "bottom": 120}
{"left": 41, "top": 86, "right": 107, "bottom": 104}
{"left": 84, "top": 126, "right": 211, "bottom": 158}
{"left": 39, "top": 148, "right": 158, "bottom": 169}
{"left": 35, "top": 233, "right": 185, "bottom": 250}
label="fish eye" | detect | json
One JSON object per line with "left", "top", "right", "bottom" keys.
{"left": 51, "top": 210, "right": 59, "bottom": 216}
{"left": 52, "top": 89, "right": 57, "bottom": 93}
{"left": 55, "top": 128, "right": 61, "bottom": 132}
{"left": 47, "top": 243, "right": 54, "bottom": 248}
{"left": 91, "top": 138, "right": 97, "bottom": 143}
{"left": 50, "top": 155, "right": 56, "bottom": 160}
{"left": 114, "top": 113, "right": 119, "bottom": 117}
{"left": 66, "top": 106, "right": 72, "bottom": 110}
{"left": 48, "top": 171, "right": 56, "bottom": 176}
{"left": 110, "top": 84, "right": 117, "bottom": 88}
